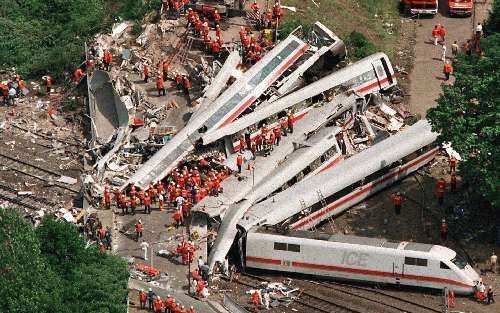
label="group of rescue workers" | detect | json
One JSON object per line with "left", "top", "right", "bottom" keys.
{"left": 235, "top": 111, "right": 296, "bottom": 173}
{"left": 0, "top": 74, "right": 28, "bottom": 106}
{"left": 138, "top": 289, "right": 198, "bottom": 313}
{"left": 103, "top": 158, "right": 231, "bottom": 227}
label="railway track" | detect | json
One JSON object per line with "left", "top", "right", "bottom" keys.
{"left": 0, "top": 152, "right": 80, "bottom": 194}
{"left": 309, "top": 280, "right": 442, "bottom": 313}
{"left": 0, "top": 183, "right": 57, "bottom": 210}
{"left": 233, "top": 273, "right": 365, "bottom": 313}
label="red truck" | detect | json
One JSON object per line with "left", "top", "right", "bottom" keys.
{"left": 400, "top": 0, "right": 439, "bottom": 15}
{"left": 448, "top": 0, "right": 473, "bottom": 16}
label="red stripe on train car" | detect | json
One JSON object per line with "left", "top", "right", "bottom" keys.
{"left": 246, "top": 256, "right": 472, "bottom": 288}
{"left": 292, "top": 148, "right": 438, "bottom": 229}
{"left": 218, "top": 44, "right": 308, "bottom": 130}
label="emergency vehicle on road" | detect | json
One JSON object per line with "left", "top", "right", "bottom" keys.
{"left": 400, "top": 0, "right": 439, "bottom": 15}
{"left": 448, "top": 0, "right": 473, "bottom": 16}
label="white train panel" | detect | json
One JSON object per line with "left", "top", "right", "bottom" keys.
{"left": 245, "top": 231, "right": 479, "bottom": 294}
{"left": 292, "top": 147, "right": 439, "bottom": 230}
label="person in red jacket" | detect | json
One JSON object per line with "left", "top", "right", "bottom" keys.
{"left": 162, "top": 61, "right": 169, "bottom": 81}
{"left": 436, "top": 178, "right": 446, "bottom": 205}
{"left": 135, "top": 220, "right": 143, "bottom": 241}
{"left": 156, "top": 76, "right": 166, "bottom": 96}
{"left": 103, "top": 49, "right": 113, "bottom": 71}
{"left": 236, "top": 153, "right": 244, "bottom": 174}
{"left": 144, "top": 194, "right": 152, "bottom": 214}
{"left": 431, "top": 25, "right": 440, "bottom": 46}
{"left": 273, "top": 2, "right": 284, "bottom": 22}
{"left": 73, "top": 68, "right": 85, "bottom": 82}
{"left": 273, "top": 127, "right": 282, "bottom": 146}
{"left": 443, "top": 61, "right": 453, "bottom": 81}
{"left": 448, "top": 155, "right": 457, "bottom": 173}
{"left": 212, "top": 40, "right": 221, "bottom": 57}
{"left": 103, "top": 186, "right": 111, "bottom": 209}
{"left": 392, "top": 192, "right": 403, "bottom": 215}
{"left": 44, "top": 76, "right": 53, "bottom": 94}
{"left": 213, "top": 9, "right": 221, "bottom": 25}
{"left": 153, "top": 296, "right": 163, "bottom": 313}
{"left": 139, "top": 289, "right": 147, "bottom": 309}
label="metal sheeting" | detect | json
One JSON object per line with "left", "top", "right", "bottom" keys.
{"left": 238, "top": 120, "right": 438, "bottom": 231}
{"left": 207, "top": 126, "right": 341, "bottom": 270}
{"left": 201, "top": 53, "right": 392, "bottom": 145}
{"left": 190, "top": 50, "right": 241, "bottom": 122}
{"left": 125, "top": 35, "right": 308, "bottom": 189}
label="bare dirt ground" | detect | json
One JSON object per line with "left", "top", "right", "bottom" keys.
{"left": 408, "top": 0, "right": 493, "bottom": 117}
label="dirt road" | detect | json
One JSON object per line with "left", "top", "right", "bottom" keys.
{"left": 409, "top": 0, "right": 492, "bottom": 117}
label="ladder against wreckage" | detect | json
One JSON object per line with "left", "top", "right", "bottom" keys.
{"left": 179, "top": 37, "right": 194, "bottom": 65}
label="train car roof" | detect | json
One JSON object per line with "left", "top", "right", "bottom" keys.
{"left": 252, "top": 228, "right": 436, "bottom": 252}
{"left": 239, "top": 120, "right": 438, "bottom": 231}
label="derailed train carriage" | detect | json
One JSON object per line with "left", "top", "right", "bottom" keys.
{"left": 211, "top": 120, "right": 482, "bottom": 294}
{"left": 244, "top": 228, "right": 480, "bottom": 295}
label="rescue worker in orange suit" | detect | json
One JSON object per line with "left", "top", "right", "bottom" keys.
{"left": 251, "top": 0, "right": 259, "bottom": 14}
{"left": 251, "top": 290, "right": 261, "bottom": 311}
{"left": 103, "top": 185, "right": 111, "bottom": 209}
{"left": 163, "top": 294, "right": 173, "bottom": 313}
{"left": 273, "top": 1, "right": 284, "bottom": 23}
{"left": 212, "top": 39, "right": 221, "bottom": 58}
{"left": 135, "top": 220, "right": 143, "bottom": 241}
{"left": 443, "top": 61, "right": 453, "bottom": 81}
{"left": 143, "top": 64, "right": 150, "bottom": 83}
{"left": 175, "top": 73, "right": 183, "bottom": 90}
{"left": 130, "top": 195, "right": 137, "bottom": 215}
{"left": 44, "top": 76, "right": 53, "bottom": 94}
{"left": 392, "top": 192, "right": 403, "bottom": 215}
{"left": 144, "top": 194, "right": 152, "bottom": 214}
{"left": 449, "top": 155, "right": 457, "bottom": 173}
{"left": 215, "top": 24, "right": 222, "bottom": 39}
{"left": 156, "top": 76, "right": 166, "bottom": 96}
{"left": 186, "top": 306, "right": 196, "bottom": 313}
{"left": 73, "top": 68, "right": 85, "bottom": 82}
{"left": 213, "top": 9, "right": 221, "bottom": 25}
{"left": 139, "top": 289, "right": 147, "bottom": 309}
{"left": 153, "top": 296, "right": 163, "bottom": 313}
{"left": 273, "top": 127, "right": 282, "bottom": 146}
{"left": 440, "top": 219, "right": 448, "bottom": 241}
{"left": 431, "top": 25, "right": 440, "bottom": 46}
{"left": 450, "top": 173, "right": 457, "bottom": 192}
{"left": 174, "top": 208, "right": 183, "bottom": 227}
{"left": 103, "top": 49, "right": 112, "bottom": 71}
{"left": 236, "top": 153, "right": 244, "bottom": 174}
{"left": 436, "top": 178, "right": 446, "bottom": 205}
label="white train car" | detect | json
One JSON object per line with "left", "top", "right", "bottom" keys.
{"left": 245, "top": 229, "right": 480, "bottom": 294}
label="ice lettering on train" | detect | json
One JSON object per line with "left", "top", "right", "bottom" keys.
{"left": 341, "top": 252, "right": 369, "bottom": 266}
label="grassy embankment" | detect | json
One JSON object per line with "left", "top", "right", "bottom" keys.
{"left": 279, "top": 0, "right": 401, "bottom": 61}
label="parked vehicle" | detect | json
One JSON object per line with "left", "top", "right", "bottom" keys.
{"left": 400, "top": 0, "right": 439, "bottom": 15}
{"left": 448, "top": 0, "right": 473, "bottom": 16}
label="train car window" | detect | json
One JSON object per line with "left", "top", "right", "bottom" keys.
{"left": 440, "top": 262, "right": 450, "bottom": 270}
{"left": 416, "top": 258, "right": 428, "bottom": 267}
{"left": 287, "top": 244, "right": 301, "bottom": 253}
{"left": 404, "top": 257, "right": 416, "bottom": 265}
{"left": 452, "top": 255, "right": 468, "bottom": 269}
{"left": 274, "top": 242, "right": 287, "bottom": 251}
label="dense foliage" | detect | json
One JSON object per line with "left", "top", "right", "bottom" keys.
{"left": 0, "top": 0, "right": 159, "bottom": 79}
{"left": 0, "top": 209, "right": 129, "bottom": 313}
{"left": 427, "top": 2, "right": 500, "bottom": 210}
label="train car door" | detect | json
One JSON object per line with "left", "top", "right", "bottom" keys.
{"left": 371, "top": 59, "right": 385, "bottom": 90}
{"left": 392, "top": 256, "right": 404, "bottom": 285}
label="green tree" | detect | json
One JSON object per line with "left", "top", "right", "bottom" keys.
{"left": 427, "top": 34, "right": 500, "bottom": 209}
{"left": 0, "top": 210, "right": 129, "bottom": 313}
{"left": 0, "top": 208, "right": 62, "bottom": 313}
